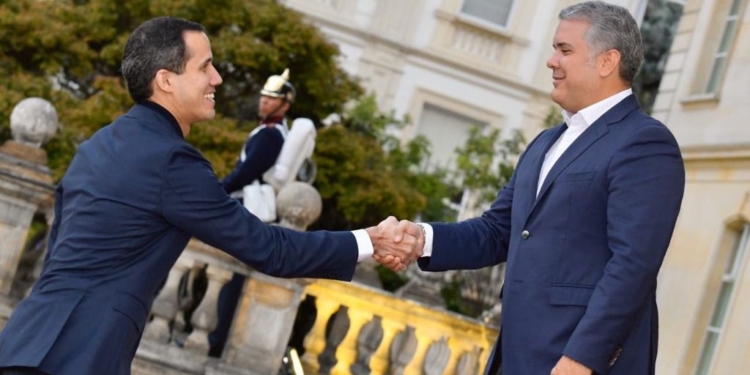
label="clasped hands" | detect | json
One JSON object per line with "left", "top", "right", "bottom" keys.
{"left": 366, "top": 216, "right": 424, "bottom": 271}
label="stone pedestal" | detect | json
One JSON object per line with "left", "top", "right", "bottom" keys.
{"left": 223, "top": 271, "right": 310, "bottom": 374}
{"left": 0, "top": 97, "right": 58, "bottom": 325}
{"left": 0, "top": 141, "right": 54, "bottom": 296}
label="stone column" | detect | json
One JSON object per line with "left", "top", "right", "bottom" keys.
{"left": 221, "top": 182, "right": 323, "bottom": 374}
{"left": 0, "top": 98, "right": 57, "bottom": 297}
{"left": 222, "top": 272, "right": 310, "bottom": 372}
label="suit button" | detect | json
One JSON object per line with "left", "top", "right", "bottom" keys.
{"left": 521, "top": 230, "right": 530, "bottom": 239}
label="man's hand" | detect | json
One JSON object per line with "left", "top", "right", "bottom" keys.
{"left": 551, "top": 356, "right": 592, "bottom": 375}
{"left": 367, "top": 217, "right": 424, "bottom": 271}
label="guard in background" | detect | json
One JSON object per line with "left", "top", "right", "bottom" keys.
{"left": 221, "top": 69, "right": 296, "bottom": 195}
{"left": 208, "top": 69, "right": 296, "bottom": 356}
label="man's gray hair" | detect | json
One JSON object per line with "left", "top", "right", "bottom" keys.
{"left": 560, "top": 1, "right": 643, "bottom": 83}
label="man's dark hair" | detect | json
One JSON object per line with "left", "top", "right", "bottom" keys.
{"left": 121, "top": 17, "right": 205, "bottom": 102}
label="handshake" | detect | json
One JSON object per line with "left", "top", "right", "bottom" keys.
{"left": 365, "top": 216, "right": 425, "bottom": 272}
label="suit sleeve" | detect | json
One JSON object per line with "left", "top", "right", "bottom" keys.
{"left": 221, "top": 127, "right": 284, "bottom": 194}
{"left": 161, "top": 144, "right": 357, "bottom": 280}
{"left": 417, "top": 130, "right": 547, "bottom": 271}
{"left": 417, "top": 177, "right": 514, "bottom": 271}
{"left": 43, "top": 183, "right": 64, "bottom": 264}
{"left": 563, "top": 124, "right": 685, "bottom": 374}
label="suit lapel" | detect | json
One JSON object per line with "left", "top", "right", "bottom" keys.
{"left": 529, "top": 95, "right": 640, "bottom": 214}
{"left": 528, "top": 124, "right": 568, "bottom": 197}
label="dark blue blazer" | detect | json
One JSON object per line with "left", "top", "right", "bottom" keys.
{"left": 419, "top": 95, "right": 684, "bottom": 375}
{"left": 0, "top": 102, "right": 357, "bottom": 374}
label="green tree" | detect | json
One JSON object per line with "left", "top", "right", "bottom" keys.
{"left": 454, "top": 126, "right": 524, "bottom": 206}
{"left": 442, "top": 126, "right": 526, "bottom": 318}
{"left": 0, "top": 0, "right": 361, "bottom": 179}
{"left": 311, "top": 95, "right": 458, "bottom": 230}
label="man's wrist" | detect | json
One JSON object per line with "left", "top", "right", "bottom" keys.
{"left": 352, "top": 229, "right": 375, "bottom": 262}
{"left": 416, "top": 223, "right": 426, "bottom": 239}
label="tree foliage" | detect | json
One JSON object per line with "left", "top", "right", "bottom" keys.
{"left": 0, "top": 0, "right": 458, "bottom": 232}
{"left": 442, "top": 126, "right": 525, "bottom": 318}
{"left": 311, "top": 95, "right": 459, "bottom": 230}
{"left": 454, "top": 126, "right": 524, "bottom": 206}
{"left": 0, "top": 0, "right": 361, "bottom": 179}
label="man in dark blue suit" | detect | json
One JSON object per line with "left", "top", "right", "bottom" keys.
{"left": 380, "top": 2, "right": 685, "bottom": 374}
{"left": 0, "top": 17, "right": 420, "bottom": 375}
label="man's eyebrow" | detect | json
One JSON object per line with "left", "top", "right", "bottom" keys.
{"left": 200, "top": 57, "right": 213, "bottom": 67}
{"left": 553, "top": 42, "right": 573, "bottom": 49}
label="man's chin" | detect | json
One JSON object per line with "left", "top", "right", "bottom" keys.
{"left": 550, "top": 90, "right": 564, "bottom": 106}
{"left": 195, "top": 111, "right": 217, "bottom": 124}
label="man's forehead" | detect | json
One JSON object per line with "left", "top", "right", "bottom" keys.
{"left": 184, "top": 31, "right": 213, "bottom": 63}
{"left": 553, "top": 20, "right": 590, "bottom": 41}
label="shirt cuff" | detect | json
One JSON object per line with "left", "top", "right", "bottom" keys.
{"left": 351, "top": 229, "right": 374, "bottom": 262}
{"left": 420, "top": 223, "right": 434, "bottom": 258}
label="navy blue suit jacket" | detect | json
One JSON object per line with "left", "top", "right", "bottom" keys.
{"left": 0, "top": 102, "right": 357, "bottom": 374}
{"left": 419, "top": 95, "right": 684, "bottom": 375}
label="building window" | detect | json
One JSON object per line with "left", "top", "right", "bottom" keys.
{"left": 705, "top": 0, "right": 745, "bottom": 93}
{"left": 417, "top": 104, "right": 487, "bottom": 171}
{"left": 694, "top": 222, "right": 750, "bottom": 374}
{"left": 460, "top": 0, "right": 515, "bottom": 28}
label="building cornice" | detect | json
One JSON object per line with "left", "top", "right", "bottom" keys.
{"left": 681, "top": 143, "right": 750, "bottom": 162}
{"left": 298, "top": 8, "right": 550, "bottom": 100}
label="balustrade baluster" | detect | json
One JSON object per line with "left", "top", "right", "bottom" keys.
{"left": 318, "top": 305, "right": 351, "bottom": 374}
{"left": 184, "top": 264, "right": 232, "bottom": 354}
{"left": 351, "top": 315, "right": 384, "bottom": 375}
{"left": 388, "top": 325, "right": 418, "bottom": 375}
{"left": 424, "top": 337, "right": 451, "bottom": 375}
{"left": 143, "top": 255, "right": 193, "bottom": 343}
{"left": 455, "top": 346, "right": 481, "bottom": 375}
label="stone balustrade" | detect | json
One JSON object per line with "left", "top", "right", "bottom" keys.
{"left": 134, "top": 238, "right": 498, "bottom": 375}
{"left": 298, "top": 279, "right": 497, "bottom": 375}
{"left": 134, "top": 238, "right": 311, "bottom": 375}
{"left": 430, "top": 8, "right": 527, "bottom": 78}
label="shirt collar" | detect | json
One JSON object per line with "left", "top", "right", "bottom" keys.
{"left": 139, "top": 100, "right": 184, "bottom": 139}
{"left": 261, "top": 116, "right": 285, "bottom": 125}
{"left": 561, "top": 88, "right": 633, "bottom": 128}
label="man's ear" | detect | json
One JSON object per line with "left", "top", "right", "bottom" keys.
{"left": 598, "top": 49, "right": 621, "bottom": 79}
{"left": 153, "top": 69, "right": 175, "bottom": 94}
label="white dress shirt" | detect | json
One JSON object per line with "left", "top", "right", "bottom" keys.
{"left": 354, "top": 89, "right": 632, "bottom": 260}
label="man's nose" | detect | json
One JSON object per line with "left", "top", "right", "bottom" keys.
{"left": 211, "top": 66, "right": 223, "bottom": 86}
{"left": 547, "top": 54, "right": 557, "bottom": 69}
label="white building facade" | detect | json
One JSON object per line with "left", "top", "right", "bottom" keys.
{"left": 283, "top": 1, "right": 750, "bottom": 374}
{"left": 283, "top": 0, "right": 649, "bottom": 170}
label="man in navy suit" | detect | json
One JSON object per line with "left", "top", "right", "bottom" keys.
{"left": 380, "top": 2, "right": 685, "bottom": 374}
{"left": 0, "top": 17, "right": 419, "bottom": 375}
